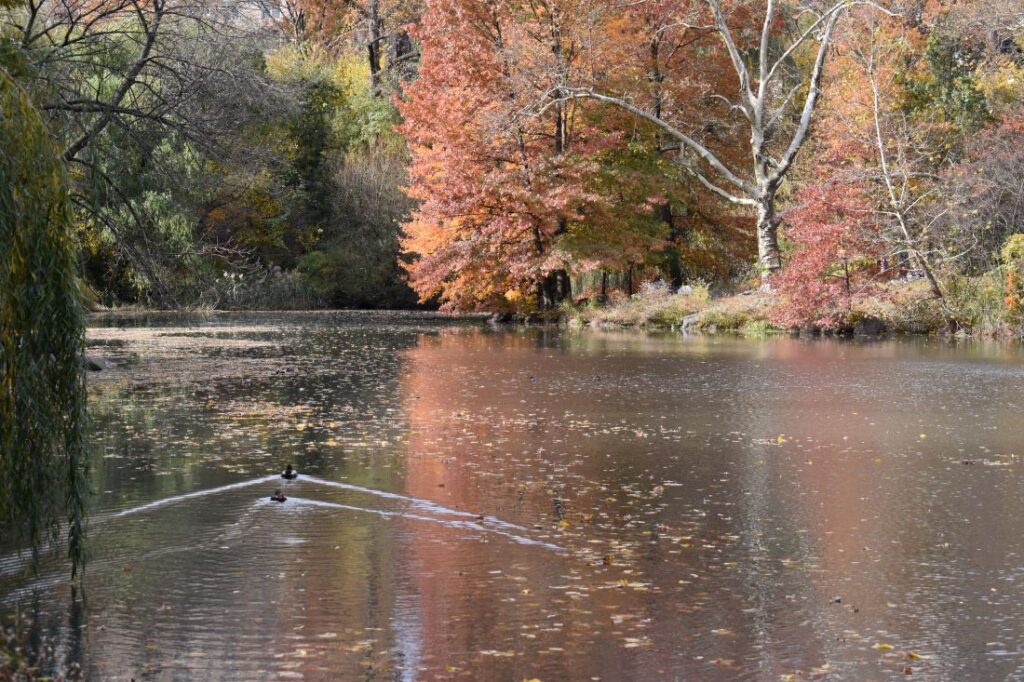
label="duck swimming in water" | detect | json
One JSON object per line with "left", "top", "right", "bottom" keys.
{"left": 270, "top": 489, "right": 287, "bottom": 502}
{"left": 281, "top": 464, "right": 298, "bottom": 480}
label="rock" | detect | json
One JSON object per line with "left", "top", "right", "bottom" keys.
{"left": 677, "top": 285, "right": 694, "bottom": 295}
{"left": 853, "top": 316, "right": 887, "bottom": 337}
{"left": 680, "top": 313, "right": 700, "bottom": 333}
{"left": 85, "top": 355, "right": 107, "bottom": 371}
{"left": 488, "top": 312, "right": 514, "bottom": 325}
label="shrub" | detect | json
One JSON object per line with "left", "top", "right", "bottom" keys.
{"left": 570, "top": 280, "right": 710, "bottom": 327}
{"left": 1002, "top": 234, "right": 1024, "bottom": 327}
{"left": 942, "top": 272, "right": 1005, "bottom": 334}
{"left": 196, "top": 268, "right": 324, "bottom": 310}
{"left": 697, "top": 293, "right": 773, "bottom": 332}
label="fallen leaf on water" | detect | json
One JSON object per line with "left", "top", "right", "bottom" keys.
{"left": 622, "top": 637, "right": 651, "bottom": 649}
{"left": 872, "top": 643, "right": 894, "bottom": 651}
{"left": 710, "top": 658, "right": 741, "bottom": 670}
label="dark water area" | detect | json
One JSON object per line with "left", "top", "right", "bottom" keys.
{"left": 4, "top": 311, "right": 1024, "bottom": 680}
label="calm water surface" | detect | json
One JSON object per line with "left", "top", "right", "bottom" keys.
{"left": 4, "top": 312, "right": 1024, "bottom": 680}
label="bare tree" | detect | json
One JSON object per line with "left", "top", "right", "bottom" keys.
{"left": 861, "top": 38, "right": 945, "bottom": 299}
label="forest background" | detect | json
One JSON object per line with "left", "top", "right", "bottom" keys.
{"left": 2, "top": 0, "right": 1024, "bottom": 332}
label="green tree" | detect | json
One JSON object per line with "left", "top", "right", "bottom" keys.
{"left": 0, "top": 66, "right": 88, "bottom": 576}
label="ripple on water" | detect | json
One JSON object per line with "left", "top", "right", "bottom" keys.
{"left": 5, "top": 314, "right": 1024, "bottom": 680}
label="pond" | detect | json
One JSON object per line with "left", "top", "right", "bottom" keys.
{"left": 4, "top": 312, "right": 1024, "bottom": 680}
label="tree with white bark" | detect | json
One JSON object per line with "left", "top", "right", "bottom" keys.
{"left": 552, "top": 0, "right": 894, "bottom": 286}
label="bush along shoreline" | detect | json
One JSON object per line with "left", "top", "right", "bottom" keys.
{"left": 496, "top": 270, "right": 1024, "bottom": 341}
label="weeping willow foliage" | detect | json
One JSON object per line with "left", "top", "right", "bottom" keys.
{"left": 0, "top": 67, "right": 88, "bottom": 577}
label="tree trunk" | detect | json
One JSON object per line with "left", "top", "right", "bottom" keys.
{"left": 390, "top": 29, "right": 415, "bottom": 88}
{"left": 756, "top": 194, "right": 782, "bottom": 289}
{"left": 537, "top": 269, "right": 571, "bottom": 309}
{"left": 367, "top": 1, "right": 383, "bottom": 97}
{"left": 910, "top": 248, "right": 944, "bottom": 300}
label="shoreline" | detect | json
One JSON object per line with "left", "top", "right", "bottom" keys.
{"left": 83, "top": 304, "right": 1024, "bottom": 342}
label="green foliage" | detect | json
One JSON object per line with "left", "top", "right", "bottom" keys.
{"left": 902, "top": 32, "right": 991, "bottom": 135}
{"left": 0, "top": 69, "right": 88, "bottom": 575}
{"left": 1002, "top": 233, "right": 1024, "bottom": 263}
{"left": 288, "top": 77, "right": 343, "bottom": 229}
{"left": 741, "top": 320, "right": 774, "bottom": 337}
{"left": 559, "top": 141, "right": 671, "bottom": 270}
{"left": 939, "top": 272, "right": 1005, "bottom": 334}
{"left": 697, "top": 294, "right": 773, "bottom": 333}
{"left": 266, "top": 50, "right": 417, "bottom": 308}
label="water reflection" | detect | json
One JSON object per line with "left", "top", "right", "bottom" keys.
{"left": 3, "top": 314, "right": 1024, "bottom": 679}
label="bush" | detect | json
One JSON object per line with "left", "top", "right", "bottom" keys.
{"left": 195, "top": 268, "right": 324, "bottom": 310}
{"left": 1002, "top": 234, "right": 1024, "bottom": 327}
{"left": 697, "top": 292, "right": 774, "bottom": 332}
{"left": 942, "top": 272, "right": 1005, "bottom": 334}
{"left": 569, "top": 280, "right": 710, "bottom": 327}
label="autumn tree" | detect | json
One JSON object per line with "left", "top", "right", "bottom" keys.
{"left": 555, "top": 0, "right": 895, "bottom": 286}
{"left": 773, "top": 9, "right": 940, "bottom": 326}
{"left": 400, "top": 0, "right": 621, "bottom": 309}
{"left": 771, "top": 181, "right": 881, "bottom": 328}
{"left": 401, "top": 0, "right": 756, "bottom": 309}
{"left": 581, "top": 0, "right": 753, "bottom": 286}
{"left": 772, "top": 1, "right": 1021, "bottom": 325}
{"left": 266, "top": 0, "right": 423, "bottom": 95}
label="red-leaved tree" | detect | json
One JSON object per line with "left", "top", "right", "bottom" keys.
{"left": 771, "top": 179, "right": 882, "bottom": 328}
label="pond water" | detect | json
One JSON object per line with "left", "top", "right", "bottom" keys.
{"left": 4, "top": 312, "right": 1024, "bottom": 680}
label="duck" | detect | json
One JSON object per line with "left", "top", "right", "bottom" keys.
{"left": 270, "top": 489, "right": 287, "bottom": 502}
{"left": 281, "top": 464, "right": 298, "bottom": 480}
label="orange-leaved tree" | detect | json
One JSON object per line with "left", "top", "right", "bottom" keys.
{"left": 555, "top": 0, "right": 897, "bottom": 287}
{"left": 400, "top": 0, "right": 671, "bottom": 310}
